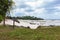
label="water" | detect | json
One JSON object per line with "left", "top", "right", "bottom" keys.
{"left": 0, "top": 19, "right": 60, "bottom": 29}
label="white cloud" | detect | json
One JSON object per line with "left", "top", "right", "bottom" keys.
{"left": 25, "top": 0, "right": 44, "bottom": 9}
{"left": 45, "top": 0, "right": 55, "bottom": 2}
{"left": 13, "top": 0, "right": 19, "bottom": 6}
{"left": 22, "top": 8, "right": 46, "bottom": 17}
{"left": 10, "top": 8, "right": 26, "bottom": 16}
{"left": 34, "top": 8, "right": 46, "bottom": 14}
{"left": 12, "top": 0, "right": 59, "bottom": 19}
{"left": 54, "top": 13, "right": 59, "bottom": 15}
{"left": 25, "top": 0, "right": 55, "bottom": 8}
{"left": 54, "top": 5, "right": 60, "bottom": 10}
{"left": 54, "top": 12, "right": 60, "bottom": 16}
{"left": 12, "top": 0, "right": 51, "bottom": 17}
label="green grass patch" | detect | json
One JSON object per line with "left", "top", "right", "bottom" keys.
{"left": 0, "top": 25, "right": 60, "bottom": 40}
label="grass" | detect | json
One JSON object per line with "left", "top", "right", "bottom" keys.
{"left": 0, "top": 25, "right": 60, "bottom": 40}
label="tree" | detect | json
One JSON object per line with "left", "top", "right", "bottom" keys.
{"left": 0, "top": 15, "right": 3, "bottom": 22}
{"left": 16, "top": 16, "right": 44, "bottom": 20}
{"left": 0, "top": 0, "right": 13, "bottom": 26}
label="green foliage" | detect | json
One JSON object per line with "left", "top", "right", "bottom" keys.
{"left": 0, "top": 0, "right": 13, "bottom": 13}
{"left": 0, "top": 0, "right": 13, "bottom": 22}
{"left": 0, "top": 15, "right": 3, "bottom": 22}
{"left": 7, "top": 16, "right": 44, "bottom": 20}
{"left": 19, "top": 16, "right": 44, "bottom": 20}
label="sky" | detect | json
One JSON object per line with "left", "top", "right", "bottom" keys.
{"left": 10, "top": 0, "right": 60, "bottom": 19}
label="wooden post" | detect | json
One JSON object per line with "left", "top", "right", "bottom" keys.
{"left": 13, "top": 17, "right": 15, "bottom": 29}
{"left": 13, "top": 20, "right": 15, "bottom": 29}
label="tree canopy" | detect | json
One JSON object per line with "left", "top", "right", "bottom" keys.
{"left": 0, "top": 0, "right": 13, "bottom": 22}
{"left": 7, "top": 16, "right": 44, "bottom": 20}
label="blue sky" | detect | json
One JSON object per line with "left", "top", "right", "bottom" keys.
{"left": 10, "top": 0, "right": 60, "bottom": 19}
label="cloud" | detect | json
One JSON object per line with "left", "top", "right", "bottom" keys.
{"left": 25, "top": 0, "right": 44, "bottom": 7}
{"left": 54, "top": 5, "right": 60, "bottom": 10}
{"left": 11, "top": 0, "right": 60, "bottom": 19}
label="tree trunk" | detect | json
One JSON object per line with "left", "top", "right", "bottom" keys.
{"left": 3, "top": 16, "right": 5, "bottom": 26}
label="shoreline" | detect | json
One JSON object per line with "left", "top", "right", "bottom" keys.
{"left": 0, "top": 19, "right": 60, "bottom": 29}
